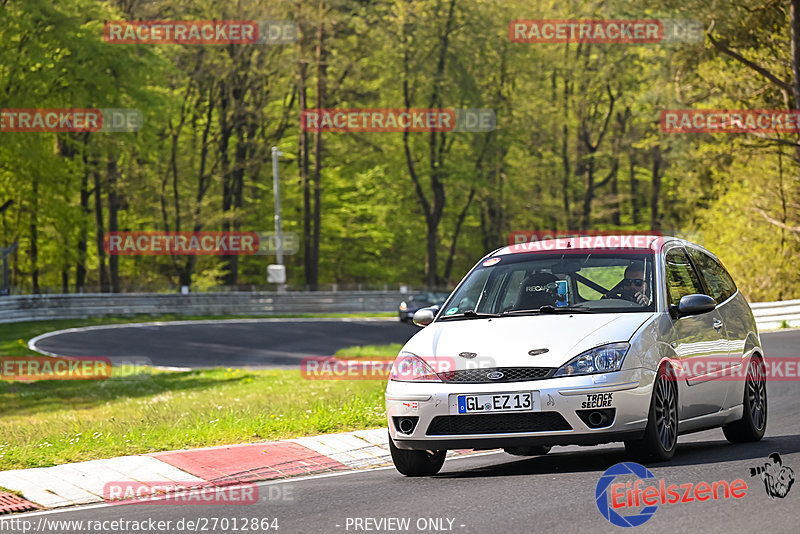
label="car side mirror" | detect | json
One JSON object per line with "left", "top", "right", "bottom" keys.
{"left": 670, "top": 294, "right": 717, "bottom": 319}
{"left": 413, "top": 306, "right": 438, "bottom": 327}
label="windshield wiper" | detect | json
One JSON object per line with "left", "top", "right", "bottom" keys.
{"left": 502, "top": 305, "right": 594, "bottom": 316}
{"left": 442, "top": 306, "right": 593, "bottom": 320}
{"left": 440, "top": 310, "right": 502, "bottom": 320}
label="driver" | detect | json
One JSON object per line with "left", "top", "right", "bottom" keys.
{"left": 616, "top": 263, "right": 650, "bottom": 305}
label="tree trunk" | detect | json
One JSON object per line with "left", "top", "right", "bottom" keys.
{"left": 310, "top": 1, "right": 326, "bottom": 291}
{"left": 580, "top": 156, "right": 595, "bottom": 230}
{"left": 561, "top": 124, "right": 571, "bottom": 227}
{"left": 29, "top": 175, "right": 39, "bottom": 294}
{"left": 650, "top": 146, "right": 662, "bottom": 231}
{"left": 76, "top": 138, "right": 91, "bottom": 292}
{"left": 92, "top": 158, "right": 109, "bottom": 292}
{"left": 425, "top": 224, "right": 439, "bottom": 288}
{"left": 609, "top": 110, "right": 627, "bottom": 227}
{"left": 228, "top": 116, "right": 248, "bottom": 286}
{"left": 425, "top": 0, "right": 455, "bottom": 287}
{"left": 55, "top": 133, "right": 79, "bottom": 293}
{"left": 777, "top": 147, "right": 788, "bottom": 300}
{"left": 443, "top": 188, "right": 475, "bottom": 282}
{"left": 181, "top": 82, "right": 216, "bottom": 288}
{"left": 107, "top": 155, "right": 120, "bottom": 293}
{"left": 218, "top": 87, "right": 237, "bottom": 286}
{"left": 296, "top": 7, "right": 313, "bottom": 290}
{"left": 610, "top": 171, "right": 620, "bottom": 226}
{"left": 791, "top": 0, "right": 800, "bottom": 193}
{"left": 629, "top": 153, "right": 639, "bottom": 226}
{"left": 61, "top": 266, "right": 69, "bottom": 293}
{"left": 578, "top": 86, "right": 615, "bottom": 230}
{"left": 481, "top": 168, "right": 504, "bottom": 251}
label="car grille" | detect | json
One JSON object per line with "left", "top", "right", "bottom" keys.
{"left": 436, "top": 367, "right": 555, "bottom": 383}
{"left": 426, "top": 412, "right": 572, "bottom": 435}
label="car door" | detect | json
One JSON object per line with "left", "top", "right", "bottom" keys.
{"left": 664, "top": 246, "right": 729, "bottom": 419}
{"left": 686, "top": 247, "right": 744, "bottom": 407}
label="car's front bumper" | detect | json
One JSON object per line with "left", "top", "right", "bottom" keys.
{"left": 385, "top": 368, "right": 655, "bottom": 450}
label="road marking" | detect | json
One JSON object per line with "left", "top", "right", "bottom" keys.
{"left": 28, "top": 317, "right": 397, "bottom": 355}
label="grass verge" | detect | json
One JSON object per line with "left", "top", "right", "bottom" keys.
{"left": 333, "top": 343, "right": 403, "bottom": 360}
{"left": 0, "top": 366, "right": 387, "bottom": 470}
{"left": 0, "top": 314, "right": 393, "bottom": 470}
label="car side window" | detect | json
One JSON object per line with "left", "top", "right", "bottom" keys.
{"left": 664, "top": 248, "right": 704, "bottom": 306}
{"left": 688, "top": 248, "right": 737, "bottom": 303}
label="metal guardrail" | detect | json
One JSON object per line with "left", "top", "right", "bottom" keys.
{"left": 0, "top": 291, "right": 405, "bottom": 324}
{"left": 750, "top": 299, "right": 800, "bottom": 331}
{"left": 0, "top": 293, "right": 797, "bottom": 330}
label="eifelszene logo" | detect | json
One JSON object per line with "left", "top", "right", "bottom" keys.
{"left": 750, "top": 453, "right": 795, "bottom": 499}
{"left": 596, "top": 463, "right": 659, "bottom": 527}
{"left": 595, "top": 462, "right": 748, "bottom": 527}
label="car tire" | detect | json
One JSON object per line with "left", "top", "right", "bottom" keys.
{"left": 504, "top": 445, "right": 551, "bottom": 456}
{"left": 624, "top": 365, "right": 678, "bottom": 462}
{"left": 389, "top": 433, "right": 446, "bottom": 476}
{"left": 723, "top": 356, "right": 767, "bottom": 443}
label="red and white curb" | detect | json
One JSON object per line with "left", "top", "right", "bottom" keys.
{"left": 288, "top": 429, "right": 393, "bottom": 469}
{"left": 0, "top": 429, "right": 480, "bottom": 511}
{"left": 0, "top": 456, "right": 203, "bottom": 509}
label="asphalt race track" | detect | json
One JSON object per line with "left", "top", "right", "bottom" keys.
{"left": 10, "top": 327, "right": 800, "bottom": 533}
{"left": 31, "top": 319, "right": 420, "bottom": 369}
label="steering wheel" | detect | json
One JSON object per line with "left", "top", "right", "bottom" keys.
{"left": 606, "top": 287, "right": 651, "bottom": 306}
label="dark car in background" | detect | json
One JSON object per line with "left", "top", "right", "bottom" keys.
{"left": 398, "top": 292, "right": 450, "bottom": 322}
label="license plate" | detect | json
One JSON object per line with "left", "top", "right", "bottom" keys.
{"left": 454, "top": 392, "right": 540, "bottom": 414}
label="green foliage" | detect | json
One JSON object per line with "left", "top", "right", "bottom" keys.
{"left": 0, "top": 0, "right": 797, "bottom": 300}
{"left": 334, "top": 343, "right": 403, "bottom": 360}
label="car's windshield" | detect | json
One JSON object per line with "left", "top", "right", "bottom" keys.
{"left": 440, "top": 253, "right": 655, "bottom": 319}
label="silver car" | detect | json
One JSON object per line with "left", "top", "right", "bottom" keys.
{"left": 385, "top": 235, "right": 766, "bottom": 476}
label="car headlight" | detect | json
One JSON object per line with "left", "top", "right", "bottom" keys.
{"left": 554, "top": 342, "right": 630, "bottom": 377}
{"left": 399, "top": 302, "right": 407, "bottom": 311}
{"left": 389, "top": 352, "right": 442, "bottom": 382}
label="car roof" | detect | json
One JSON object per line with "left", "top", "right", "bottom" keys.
{"left": 490, "top": 234, "right": 686, "bottom": 257}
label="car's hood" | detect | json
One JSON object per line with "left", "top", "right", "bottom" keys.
{"left": 402, "top": 313, "right": 652, "bottom": 369}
